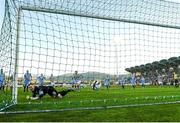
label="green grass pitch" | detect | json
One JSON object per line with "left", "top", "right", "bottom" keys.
{"left": 1, "top": 85, "right": 180, "bottom": 122}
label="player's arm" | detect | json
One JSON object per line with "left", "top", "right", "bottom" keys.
{"left": 24, "top": 74, "right": 26, "bottom": 80}
{"left": 30, "top": 74, "right": 32, "bottom": 80}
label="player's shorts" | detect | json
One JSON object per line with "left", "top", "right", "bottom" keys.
{"left": 24, "top": 80, "right": 30, "bottom": 87}
{"left": 175, "top": 79, "right": 178, "bottom": 84}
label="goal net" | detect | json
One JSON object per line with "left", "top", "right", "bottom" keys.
{"left": 1, "top": 0, "right": 180, "bottom": 113}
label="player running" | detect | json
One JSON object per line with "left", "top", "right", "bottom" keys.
{"left": 141, "top": 75, "right": 145, "bottom": 87}
{"left": 37, "top": 74, "right": 46, "bottom": 86}
{"left": 24, "top": 70, "right": 32, "bottom": 92}
{"left": 119, "top": 76, "right": 125, "bottom": 89}
{"left": 0, "top": 69, "right": 5, "bottom": 91}
{"left": 130, "top": 73, "right": 136, "bottom": 89}
{"left": 104, "top": 75, "right": 110, "bottom": 89}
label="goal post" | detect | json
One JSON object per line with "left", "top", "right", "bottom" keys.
{"left": 12, "top": 8, "right": 21, "bottom": 104}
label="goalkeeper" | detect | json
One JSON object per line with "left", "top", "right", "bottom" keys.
{"left": 28, "top": 85, "right": 74, "bottom": 100}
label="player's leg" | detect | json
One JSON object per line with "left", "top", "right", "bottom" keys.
{"left": 122, "top": 85, "right": 125, "bottom": 89}
{"left": 132, "top": 83, "right": 135, "bottom": 89}
{"left": 26, "top": 81, "right": 30, "bottom": 92}
{"left": 58, "top": 88, "right": 74, "bottom": 97}
{"left": 26, "top": 85, "right": 28, "bottom": 92}
{"left": 107, "top": 84, "right": 110, "bottom": 89}
{"left": 24, "top": 83, "right": 27, "bottom": 92}
{"left": 177, "top": 80, "right": 179, "bottom": 88}
{"left": 142, "top": 83, "right": 144, "bottom": 87}
{"left": 175, "top": 79, "right": 179, "bottom": 88}
{"left": 93, "top": 83, "right": 95, "bottom": 90}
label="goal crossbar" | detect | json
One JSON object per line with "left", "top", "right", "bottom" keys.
{"left": 21, "top": 6, "right": 180, "bottom": 30}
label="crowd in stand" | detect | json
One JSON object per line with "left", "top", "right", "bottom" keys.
{"left": 121, "top": 69, "right": 179, "bottom": 89}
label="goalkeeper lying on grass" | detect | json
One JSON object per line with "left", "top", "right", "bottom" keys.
{"left": 27, "top": 84, "right": 74, "bottom": 100}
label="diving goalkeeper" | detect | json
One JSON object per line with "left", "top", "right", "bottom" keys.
{"left": 27, "top": 85, "right": 74, "bottom": 100}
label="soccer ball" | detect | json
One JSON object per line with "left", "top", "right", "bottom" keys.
{"left": 26, "top": 95, "right": 30, "bottom": 100}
